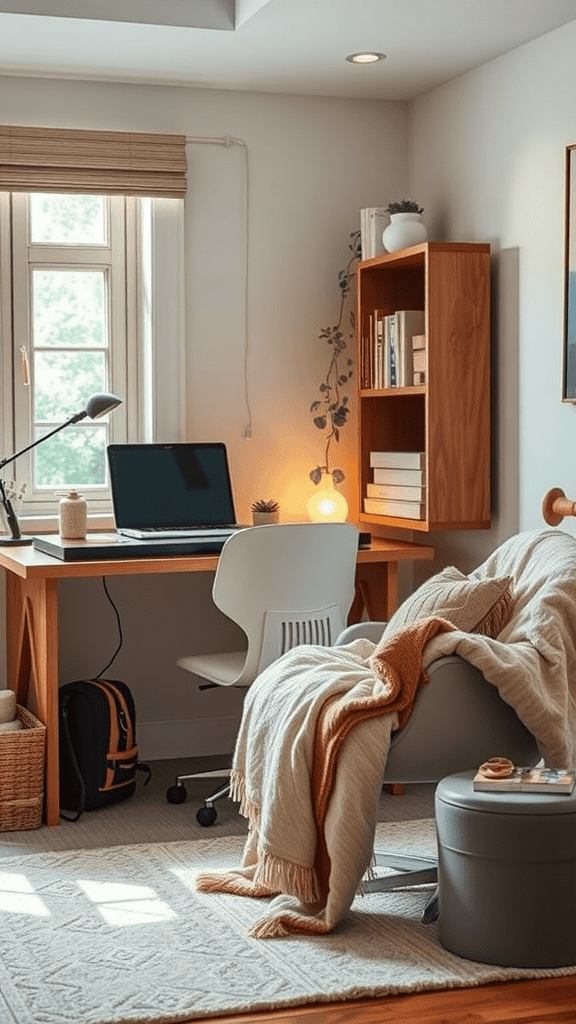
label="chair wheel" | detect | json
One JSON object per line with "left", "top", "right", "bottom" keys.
{"left": 166, "top": 784, "right": 187, "bottom": 804}
{"left": 197, "top": 805, "right": 218, "bottom": 826}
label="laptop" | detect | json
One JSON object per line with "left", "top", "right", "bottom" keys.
{"left": 107, "top": 442, "right": 242, "bottom": 544}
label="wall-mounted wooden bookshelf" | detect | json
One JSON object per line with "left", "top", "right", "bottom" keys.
{"left": 357, "top": 241, "right": 491, "bottom": 532}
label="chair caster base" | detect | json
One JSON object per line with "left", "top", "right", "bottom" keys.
{"left": 421, "top": 886, "right": 439, "bottom": 923}
{"left": 166, "top": 784, "right": 188, "bottom": 804}
{"left": 197, "top": 805, "right": 218, "bottom": 826}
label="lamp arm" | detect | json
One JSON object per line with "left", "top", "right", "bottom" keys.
{"left": 0, "top": 410, "right": 86, "bottom": 473}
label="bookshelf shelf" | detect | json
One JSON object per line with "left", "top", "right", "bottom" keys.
{"left": 356, "top": 241, "right": 491, "bottom": 533}
{"left": 360, "top": 385, "right": 427, "bottom": 398}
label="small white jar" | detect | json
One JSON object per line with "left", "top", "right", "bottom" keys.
{"left": 56, "top": 490, "right": 87, "bottom": 539}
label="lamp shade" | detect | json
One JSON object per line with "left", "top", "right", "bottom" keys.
{"left": 84, "top": 392, "right": 123, "bottom": 419}
{"left": 0, "top": 390, "right": 123, "bottom": 546}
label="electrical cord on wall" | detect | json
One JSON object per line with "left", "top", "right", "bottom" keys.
{"left": 94, "top": 577, "right": 123, "bottom": 679}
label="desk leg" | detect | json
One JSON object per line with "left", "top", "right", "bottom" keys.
{"left": 6, "top": 573, "right": 60, "bottom": 827}
{"left": 352, "top": 561, "right": 399, "bottom": 623}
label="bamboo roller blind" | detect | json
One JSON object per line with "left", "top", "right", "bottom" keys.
{"left": 0, "top": 126, "right": 187, "bottom": 198}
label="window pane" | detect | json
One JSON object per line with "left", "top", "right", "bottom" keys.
{"left": 30, "top": 194, "right": 106, "bottom": 245}
{"left": 32, "top": 269, "right": 107, "bottom": 348}
{"left": 34, "top": 424, "right": 107, "bottom": 488}
{"left": 35, "top": 350, "right": 106, "bottom": 420}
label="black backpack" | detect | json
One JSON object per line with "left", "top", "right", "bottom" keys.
{"left": 58, "top": 678, "right": 151, "bottom": 821}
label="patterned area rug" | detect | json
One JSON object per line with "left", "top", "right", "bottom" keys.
{"left": 1, "top": 818, "right": 575, "bottom": 1024}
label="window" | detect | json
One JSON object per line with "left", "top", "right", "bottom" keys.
{"left": 0, "top": 192, "right": 185, "bottom": 521}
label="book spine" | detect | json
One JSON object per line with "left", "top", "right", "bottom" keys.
{"left": 397, "top": 311, "right": 425, "bottom": 387}
{"left": 396, "top": 311, "right": 406, "bottom": 387}
{"left": 413, "top": 348, "right": 426, "bottom": 373}
{"left": 375, "top": 311, "right": 384, "bottom": 389}
{"left": 389, "top": 316, "right": 397, "bottom": 387}
{"left": 360, "top": 208, "right": 387, "bottom": 260}
{"left": 360, "top": 208, "right": 368, "bottom": 260}
{"left": 373, "top": 467, "right": 426, "bottom": 485}
{"left": 473, "top": 781, "right": 521, "bottom": 792}
{"left": 367, "top": 482, "right": 425, "bottom": 501}
{"left": 370, "top": 451, "right": 425, "bottom": 469}
{"left": 364, "top": 497, "right": 425, "bottom": 519}
{"left": 412, "top": 327, "right": 426, "bottom": 384}
{"left": 368, "top": 208, "right": 387, "bottom": 259}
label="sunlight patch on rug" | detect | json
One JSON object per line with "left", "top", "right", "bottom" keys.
{"left": 0, "top": 818, "right": 575, "bottom": 1024}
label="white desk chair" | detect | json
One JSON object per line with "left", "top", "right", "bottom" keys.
{"left": 169, "top": 521, "right": 359, "bottom": 824}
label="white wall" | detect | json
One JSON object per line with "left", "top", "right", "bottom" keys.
{"left": 409, "top": 19, "right": 576, "bottom": 576}
{"left": 0, "top": 74, "right": 409, "bottom": 755}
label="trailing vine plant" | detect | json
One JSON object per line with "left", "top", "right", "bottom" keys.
{"left": 309, "top": 230, "right": 361, "bottom": 487}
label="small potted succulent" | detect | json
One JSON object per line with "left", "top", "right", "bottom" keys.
{"left": 383, "top": 199, "right": 427, "bottom": 253}
{"left": 251, "top": 498, "right": 280, "bottom": 526}
{"left": 385, "top": 199, "right": 424, "bottom": 215}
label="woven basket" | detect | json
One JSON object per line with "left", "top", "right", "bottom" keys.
{"left": 0, "top": 704, "right": 46, "bottom": 831}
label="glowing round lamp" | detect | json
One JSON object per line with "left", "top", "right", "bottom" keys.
{"left": 307, "top": 477, "right": 348, "bottom": 522}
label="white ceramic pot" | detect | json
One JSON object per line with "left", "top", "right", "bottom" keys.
{"left": 383, "top": 213, "right": 428, "bottom": 253}
{"left": 252, "top": 510, "right": 279, "bottom": 526}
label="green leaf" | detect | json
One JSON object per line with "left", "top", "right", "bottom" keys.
{"left": 332, "top": 469, "right": 345, "bottom": 484}
{"left": 313, "top": 416, "right": 327, "bottom": 429}
{"left": 310, "top": 467, "right": 322, "bottom": 485}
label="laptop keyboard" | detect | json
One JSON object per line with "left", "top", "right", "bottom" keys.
{"left": 120, "top": 525, "right": 240, "bottom": 540}
{"left": 139, "top": 526, "right": 235, "bottom": 532}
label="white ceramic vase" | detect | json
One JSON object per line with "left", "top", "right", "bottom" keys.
{"left": 383, "top": 213, "right": 428, "bottom": 253}
{"left": 57, "top": 490, "right": 87, "bottom": 539}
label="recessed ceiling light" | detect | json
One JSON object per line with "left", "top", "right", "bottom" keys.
{"left": 346, "top": 52, "right": 386, "bottom": 64}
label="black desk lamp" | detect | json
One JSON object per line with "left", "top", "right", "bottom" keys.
{"left": 0, "top": 392, "right": 123, "bottom": 546}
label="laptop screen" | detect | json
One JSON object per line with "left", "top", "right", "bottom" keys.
{"left": 107, "top": 443, "right": 237, "bottom": 529}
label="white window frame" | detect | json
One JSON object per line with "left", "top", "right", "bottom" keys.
{"left": 0, "top": 193, "right": 185, "bottom": 528}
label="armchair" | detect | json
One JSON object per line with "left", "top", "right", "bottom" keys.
{"left": 334, "top": 620, "right": 540, "bottom": 921}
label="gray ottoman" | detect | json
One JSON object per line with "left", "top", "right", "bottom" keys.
{"left": 435, "top": 770, "right": 576, "bottom": 967}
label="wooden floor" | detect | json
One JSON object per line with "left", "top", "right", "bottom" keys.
{"left": 195, "top": 977, "right": 576, "bottom": 1023}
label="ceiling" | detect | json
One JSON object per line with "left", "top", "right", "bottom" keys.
{"left": 1, "top": 0, "right": 576, "bottom": 101}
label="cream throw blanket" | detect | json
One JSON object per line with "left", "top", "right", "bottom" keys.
{"left": 196, "top": 617, "right": 453, "bottom": 937}
{"left": 196, "top": 528, "right": 576, "bottom": 937}
{"left": 421, "top": 528, "right": 576, "bottom": 769}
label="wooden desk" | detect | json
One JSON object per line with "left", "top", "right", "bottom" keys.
{"left": 1, "top": 535, "right": 433, "bottom": 826}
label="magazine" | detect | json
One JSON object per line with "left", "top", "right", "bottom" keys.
{"left": 473, "top": 766, "right": 576, "bottom": 794}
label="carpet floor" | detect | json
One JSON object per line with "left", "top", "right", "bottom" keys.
{"left": 1, "top": 816, "right": 576, "bottom": 1024}
{"left": 0, "top": 756, "right": 437, "bottom": 855}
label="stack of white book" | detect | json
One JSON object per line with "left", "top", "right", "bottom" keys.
{"left": 360, "top": 208, "right": 387, "bottom": 260}
{"left": 364, "top": 451, "right": 426, "bottom": 519}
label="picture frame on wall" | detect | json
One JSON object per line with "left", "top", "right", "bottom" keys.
{"left": 563, "top": 143, "right": 576, "bottom": 401}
